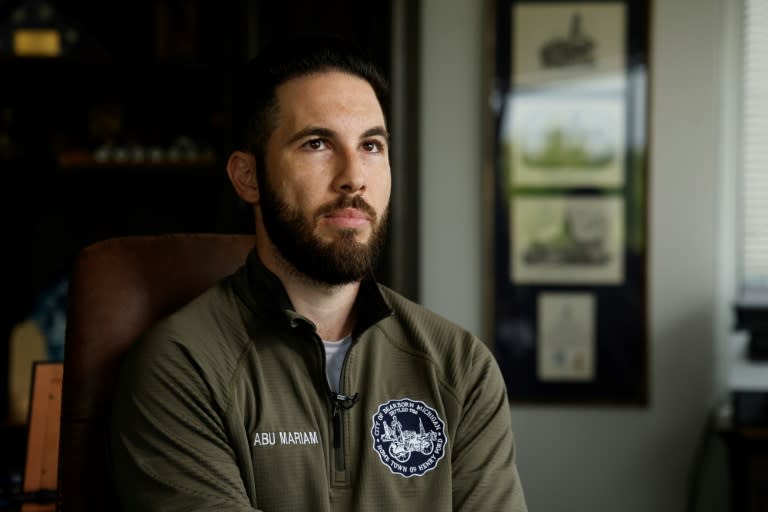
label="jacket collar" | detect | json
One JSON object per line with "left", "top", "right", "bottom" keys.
{"left": 233, "top": 249, "right": 393, "bottom": 337}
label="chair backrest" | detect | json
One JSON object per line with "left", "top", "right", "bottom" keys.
{"left": 58, "top": 234, "right": 255, "bottom": 511}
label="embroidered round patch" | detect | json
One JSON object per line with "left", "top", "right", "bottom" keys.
{"left": 370, "top": 398, "right": 447, "bottom": 478}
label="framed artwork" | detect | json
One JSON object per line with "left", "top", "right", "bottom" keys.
{"left": 484, "top": 0, "right": 649, "bottom": 404}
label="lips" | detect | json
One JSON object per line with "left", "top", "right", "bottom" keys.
{"left": 325, "top": 208, "right": 370, "bottom": 220}
{"left": 315, "top": 195, "right": 378, "bottom": 231}
{"left": 322, "top": 208, "right": 371, "bottom": 228}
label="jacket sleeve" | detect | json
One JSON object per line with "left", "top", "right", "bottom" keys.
{"left": 110, "top": 330, "right": 262, "bottom": 512}
{"left": 451, "top": 344, "right": 527, "bottom": 511}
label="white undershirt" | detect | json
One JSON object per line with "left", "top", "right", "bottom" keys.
{"left": 322, "top": 336, "right": 352, "bottom": 393}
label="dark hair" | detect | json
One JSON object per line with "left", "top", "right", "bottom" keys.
{"left": 233, "top": 36, "right": 388, "bottom": 167}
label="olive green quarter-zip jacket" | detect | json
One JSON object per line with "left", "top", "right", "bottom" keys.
{"left": 111, "top": 251, "right": 527, "bottom": 511}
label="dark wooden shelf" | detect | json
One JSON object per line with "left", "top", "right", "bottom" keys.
{"left": 56, "top": 151, "right": 219, "bottom": 174}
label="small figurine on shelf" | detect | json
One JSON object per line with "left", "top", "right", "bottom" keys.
{"left": 29, "top": 276, "right": 68, "bottom": 362}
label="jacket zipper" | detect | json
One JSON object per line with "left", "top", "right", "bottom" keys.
{"left": 331, "top": 397, "right": 345, "bottom": 471}
{"left": 330, "top": 375, "right": 359, "bottom": 472}
{"left": 330, "top": 390, "right": 360, "bottom": 470}
{"left": 314, "top": 334, "right": 356, "bottom": 476}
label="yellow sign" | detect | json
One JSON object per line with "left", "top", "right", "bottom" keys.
{"left": 13, "top": 29, "right": 61, "bottom": 57}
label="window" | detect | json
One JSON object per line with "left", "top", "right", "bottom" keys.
{"left": 742, "top": 0, "right": 768, "bottom": 289}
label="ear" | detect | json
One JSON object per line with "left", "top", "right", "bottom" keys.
{"left": 226, "top": 151, "right": 260, "bottom": 204}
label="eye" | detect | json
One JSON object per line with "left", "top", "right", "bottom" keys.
{"left": 362, "top": 140, "right": 385, "bottom": 153}
{"left": 303, "top": 138, "right": 327, "bottom": 151}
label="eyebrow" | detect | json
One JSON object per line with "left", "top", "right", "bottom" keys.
{"left": 362, "top": 126, "right": 390, "bottom": 140}
{"left": 287, "top": 125, "right": 390, "bottom": 145}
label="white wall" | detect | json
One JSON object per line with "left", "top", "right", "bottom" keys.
{"left": 419, "top": 0, "right": 729, "bottom": 510}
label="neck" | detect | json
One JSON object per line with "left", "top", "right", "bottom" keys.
{"left": 286, "top": 280, "right": 359, "bottom": 341}
{"left": 256, "top": 235, "right": 360, "bottom": 341}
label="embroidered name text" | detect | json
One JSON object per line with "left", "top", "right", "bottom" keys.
{"left": 252, "top": 431, "right": 319, "bottom": 447}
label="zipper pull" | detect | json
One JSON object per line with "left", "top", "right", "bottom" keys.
{"left": 332, "top": 393, "right": 359, "bottom": 410}
{"left": 330, "top": 393, "right": 359, "bottom": 471}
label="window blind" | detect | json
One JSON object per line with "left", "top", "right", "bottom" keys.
{"left": 743, "top": 0, "right": 768, "bottom": 288}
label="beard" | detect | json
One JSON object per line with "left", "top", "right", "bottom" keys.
{"left": 257, "top": 174, "right": 388, "bottom": 286}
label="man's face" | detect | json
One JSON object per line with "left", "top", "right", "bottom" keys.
{"left": 258, "top": 71, "right": 391, "bottom": 285}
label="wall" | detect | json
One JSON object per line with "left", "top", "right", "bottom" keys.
{"left": 419, "top": 0, "right": 729, "bottom": 510}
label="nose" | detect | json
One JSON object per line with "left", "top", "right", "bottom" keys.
{"left": 332, "top": 148, "right": 366, "bottom": 195}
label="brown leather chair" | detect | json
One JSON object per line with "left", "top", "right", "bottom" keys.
{"left": 58, "top": 234, "right": 255, "bottom": 511}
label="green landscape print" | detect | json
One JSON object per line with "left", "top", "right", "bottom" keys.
{"left": 503, "top": 89, "right": 625, "bottom": 190}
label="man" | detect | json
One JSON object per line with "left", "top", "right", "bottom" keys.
{"left": 111, "top": 37, "right": 527, "bottom": 511}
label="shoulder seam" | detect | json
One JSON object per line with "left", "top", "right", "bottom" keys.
{"left": 220, "top": 283, "right": 258, "bottom": 416}
{"left": 222, "top": 338, "right": 256, "bottom": 416}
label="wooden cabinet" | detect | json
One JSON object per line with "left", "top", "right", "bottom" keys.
{"left": 0, "top": 0, "right": 419, "bottom": 493}
{"left": 0, "top": 3, "right": 249, "bottom": 463}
